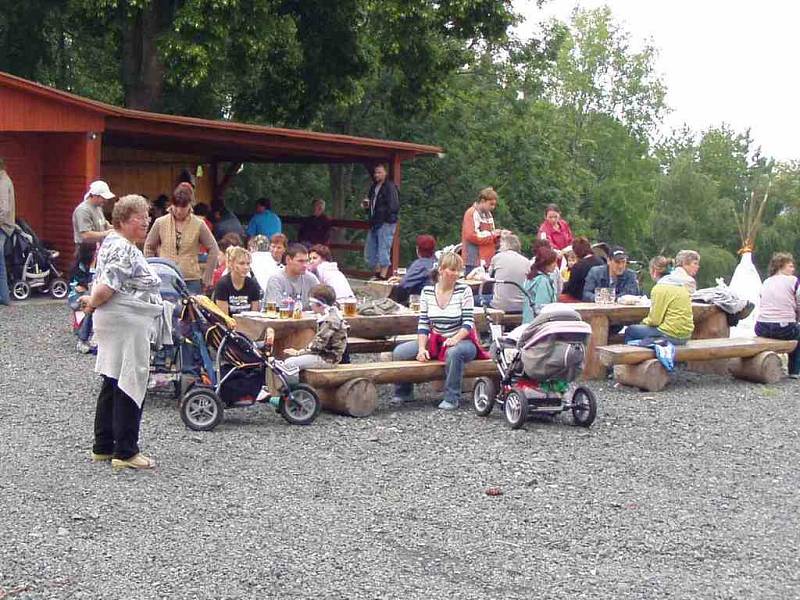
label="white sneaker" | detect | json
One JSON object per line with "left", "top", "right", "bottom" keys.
{"left": 76, "top": 340, "right": 91, "bottom": 354}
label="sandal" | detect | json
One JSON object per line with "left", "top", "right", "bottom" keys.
{"left": 91, "top": 452, "right": 112, "bottom": 462}
{"left": 111, "top": 453, "right": 156, "bottom": 471}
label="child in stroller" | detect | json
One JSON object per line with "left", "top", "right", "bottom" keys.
{"left": 5, "top": 219, "right": 68, "bottom": 301}
{"left": 473, "top": 279, "right": 598, "bottom": 429}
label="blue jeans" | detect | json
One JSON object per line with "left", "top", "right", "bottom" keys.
{"left": 0, "top": 230, "right": 9, "bottom": 304}
{"left": 364, "top": 223, "right": 397, "bottom": 270}
{"left": 392, "top": 338, "right": 477, "bottom": 405}
{"left": 624, "top": 324, "right": 688, "bottom": 346}
{"left": 755, "top": 321, "right": 800, "bottom": 375}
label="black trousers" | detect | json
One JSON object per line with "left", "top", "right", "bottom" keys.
{"left": 93, "top": 375, "right": 144, "bottom": 460}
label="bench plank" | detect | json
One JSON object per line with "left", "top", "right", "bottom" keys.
{"left": 597, "top": 337, "right": 797, "bottom": 366}
{"left": 346, "top": 334, "right": 416, "bottom": 354}
{"left": 302, "top": 359, "right": 498, "bottom": 388}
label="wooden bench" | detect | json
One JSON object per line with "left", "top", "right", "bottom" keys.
{"left": 301, "top": 359, "right": 497, "bottom": 417}
{"left": 597, "top": 337, "right": 798, "bottom": 391}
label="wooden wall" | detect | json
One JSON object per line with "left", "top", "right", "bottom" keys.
{"left": 0, "top": 133, "right": 44, "bottom": 233}
{"left": 102, "top": 147, "right": 213, "bottom": 205}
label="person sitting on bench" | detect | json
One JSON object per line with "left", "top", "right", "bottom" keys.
{"left": 388, "top": 234, "right": 436, "bottom": 305}
{"left": 391, "top": 251, "right": 488, "bottom": 410}
{"left": 754, "top": 252, "right": 800, "bottom": 379}
{"left": 624, "top": 253, "right": 698, "bottom": 345}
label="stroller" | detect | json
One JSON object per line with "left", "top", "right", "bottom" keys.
{"left": 5, "top": 219, "right": 68, "bottom": 300}
{"left": 472, "top": 280, "right": 598, "bottom": 429}
{"left": 147, "top": 259, "right": 321, "bottom": 431}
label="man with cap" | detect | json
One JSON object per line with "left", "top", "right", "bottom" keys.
{"left": 582, "top": 245, "right": 640, "bottom": 302}
{"left": 72, "top": 180, "right": 114, "bottom": 246}
{"left": 0, "top": 157, "right": 15, "bottom": 305}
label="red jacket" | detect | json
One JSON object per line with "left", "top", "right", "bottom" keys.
{"left": 461, "top": 205, "right": 497, "bottom": 267}
{"left": 537, "top": 219, "right": 574, "bottom": 251}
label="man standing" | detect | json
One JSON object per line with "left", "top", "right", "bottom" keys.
{"left": 362, "top": 163, "right": 399, "bottom": 280}
{"left": 461, "top": 187, "right": 503, "bottom": 273}
{"left": 265, "top": 243, "right": 320, "bottom": 309}
{"left": 73, "top": 180, "right": 114, "bottom": 247}
{"left": 0, "top": 158, "right": 15, "bottom": 305}
{"left": 246, "top": 197, "right": 282, "bottom": 240}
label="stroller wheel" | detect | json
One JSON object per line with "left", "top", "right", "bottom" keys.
{"left": 12, "top": 281, "right": 31, "bottom": 301}
{"left": 504, "top": 389, "right": 528, "bottom": 430}
{"left": 279, "top": 384, "right": 321, "bottom": 426}
{"left": 472, "top": 377, "right": 497, "bottom": 417}
{"left": 49, "top": 277, "right": 68, "bottom": 299}
{"left": 570, "top": 386, "right": 597, "bottom": 427}
{"left": 180, "top": 386, "right": 224, "bottom": 431}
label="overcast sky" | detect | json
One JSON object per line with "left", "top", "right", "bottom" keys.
{"left": 513, "top": 0, "right": 800, "bottom": 161}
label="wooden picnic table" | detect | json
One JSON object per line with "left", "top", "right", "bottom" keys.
{"left": 499, "top": 302, "right": 727, "bottom": 379}
{"left": 234, "top": 307, "right": 505, "bottom": 354}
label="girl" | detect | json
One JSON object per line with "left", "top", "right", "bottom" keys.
{"left": 522, "top": 246, "right": 558, "bottom": 324}
{"left": 213, "top": 246, "right": 262, "bottom": 316}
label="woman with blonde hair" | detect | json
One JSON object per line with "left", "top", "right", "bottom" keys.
{"left": 391, "top": 252, "right": 489, "bottom": 410}
{"left": 213, "top": 246, "right": 262, "bottom": 316}
{"left": 755, "top": 252, "right": 800, "bottom": 378}
{"left": 624, "top": 254, "right": 695, "bottom": 345}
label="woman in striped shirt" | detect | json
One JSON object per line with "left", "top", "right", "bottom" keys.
{"left": 392, "top": 252, "right": 480, "bottom": 409}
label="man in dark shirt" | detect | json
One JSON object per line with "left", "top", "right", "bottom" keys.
{"left": 361, "top": 164, "right": 399, "bottom": 280}
{"left": 562, "top": 237, "right": 604, "bottom": 301}
{"left": 298, "top": 198, "right": 332, "bottom": 247}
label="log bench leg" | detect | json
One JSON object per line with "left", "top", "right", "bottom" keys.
{"left": 584, "top": 315, "right": 609, "bottom": 380}
{"left": 613, "top": 359, "right": 670, "bottom": 392}
{"left": 687, "top": 310, "right": 730, "bottom": 375}
{"left": 729, "top": 351, "right": 783, "bottom": 384}
{"left": 317, "top": 378, "right": 378, "bottom": 417}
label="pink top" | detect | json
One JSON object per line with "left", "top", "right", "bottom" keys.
{"left": 537, "top": 219, "right": 574, "bottom": 251}
{"left": 757, "top": 274, "right": 799, "bottom": 323}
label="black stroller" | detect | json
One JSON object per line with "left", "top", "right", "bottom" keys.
{"left": 5, "top": 219, "right": 67, "bottom": 300}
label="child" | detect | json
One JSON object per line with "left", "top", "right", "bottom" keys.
{"left": 68, "top": 242, "right": 96, "bottom": 353}
{"left": 271, "top": 284, "right": 348, "bottom": 382}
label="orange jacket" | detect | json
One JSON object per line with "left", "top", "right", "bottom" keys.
{"left": 461, "top": 205, "right": 497, "bottom": 267}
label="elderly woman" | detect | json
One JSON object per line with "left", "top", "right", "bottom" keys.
{"left": 80, "top": 195, "right": 162, "bottom": 471}
{"left": 755, "top": 252, "right": 800, "bottom": 379}
{"left": 392, "top": 252, "right": 488, "bottom": 410}
{"left": 144, "top": 183, "right": 219, "bottom": 294}
{"left": 489, "top": 233, "right": 531, "bottom": 314}
{"left": 624, "top": 253, "right": 698, "bottom": 345}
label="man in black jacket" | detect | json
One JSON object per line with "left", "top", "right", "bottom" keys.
{"left": 361, "top": 163, "right": 399, "bottom": 280}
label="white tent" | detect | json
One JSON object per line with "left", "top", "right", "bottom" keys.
{"left": 728, "top": 251, "right": 761, "bottom": 338}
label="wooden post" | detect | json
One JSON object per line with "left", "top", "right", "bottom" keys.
{"left": 390, "top": 154, "right": 402, "bottom": 275}
{"left": 613, "top": 359, "right": 670, "bottom": 392}
{"left": 583, "top": 315, "right": 609, "bottom": 380}
{"left": 687, "top": 308, "right": 730, "bottom": 375}
{"left": 729, "top": 351, "right": 783, "bottom": 384}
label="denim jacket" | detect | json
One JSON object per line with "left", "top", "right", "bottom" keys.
{"left": 582, "top": 265, "right": 640, "bottom": 302}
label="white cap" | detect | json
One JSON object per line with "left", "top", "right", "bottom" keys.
{"left": 86, "top": 180, "right": 115, "bottom": 200}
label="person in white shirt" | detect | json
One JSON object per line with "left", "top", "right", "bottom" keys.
{"left": 308, "top": 244, "right": 356, "bottom": 302}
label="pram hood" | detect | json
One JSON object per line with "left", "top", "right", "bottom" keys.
{"left": 516, "top": 304, "right": 592, "bottom": 349}
{"left": 147, "top": 257, "right": 188, "bottom": 300}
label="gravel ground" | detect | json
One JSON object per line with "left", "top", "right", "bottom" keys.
{"left": 1, "top": 301, "right": 799, "bottom": 599}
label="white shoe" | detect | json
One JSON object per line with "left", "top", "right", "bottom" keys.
{"left": 76, "top": 340, "right": 91, "bottom": 354}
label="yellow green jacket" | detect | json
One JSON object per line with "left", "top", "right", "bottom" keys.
{"left": 643, "top": 283, "right": 694, "bottom": 339}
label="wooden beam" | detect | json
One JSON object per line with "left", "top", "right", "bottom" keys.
{"left": 213, "top": 162, "right": 241, "bottom": 207}
{"left": 598, "top": 337, "right": 798, "bottom": 367}
{"left": 301, "top": 359, "right": 498, "bottom": 388}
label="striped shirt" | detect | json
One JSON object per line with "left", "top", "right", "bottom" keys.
{"left": 418, "top": 283, "right": 474, "bottom": 338}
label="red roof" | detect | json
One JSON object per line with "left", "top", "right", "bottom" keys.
{"left": 0, "top": 70, "right": 442, "bottom": 163}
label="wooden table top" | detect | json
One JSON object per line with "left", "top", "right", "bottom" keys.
{"left": 235, "top": 307, "right": 505, "bottom": 340}
{"left": 500, "top": 302, "right": 720, "bottom": 328}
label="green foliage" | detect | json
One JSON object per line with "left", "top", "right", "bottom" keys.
{"left": 4, "top": 0, "right": 800, "bottom": 276}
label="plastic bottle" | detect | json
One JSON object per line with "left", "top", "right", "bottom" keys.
{"left": 292, "top": 294, "right": 303, "bottom": 319}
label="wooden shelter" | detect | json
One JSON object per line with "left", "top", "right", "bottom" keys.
{"left": 0, "top": 70, "right": 441, "bottom": 269}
